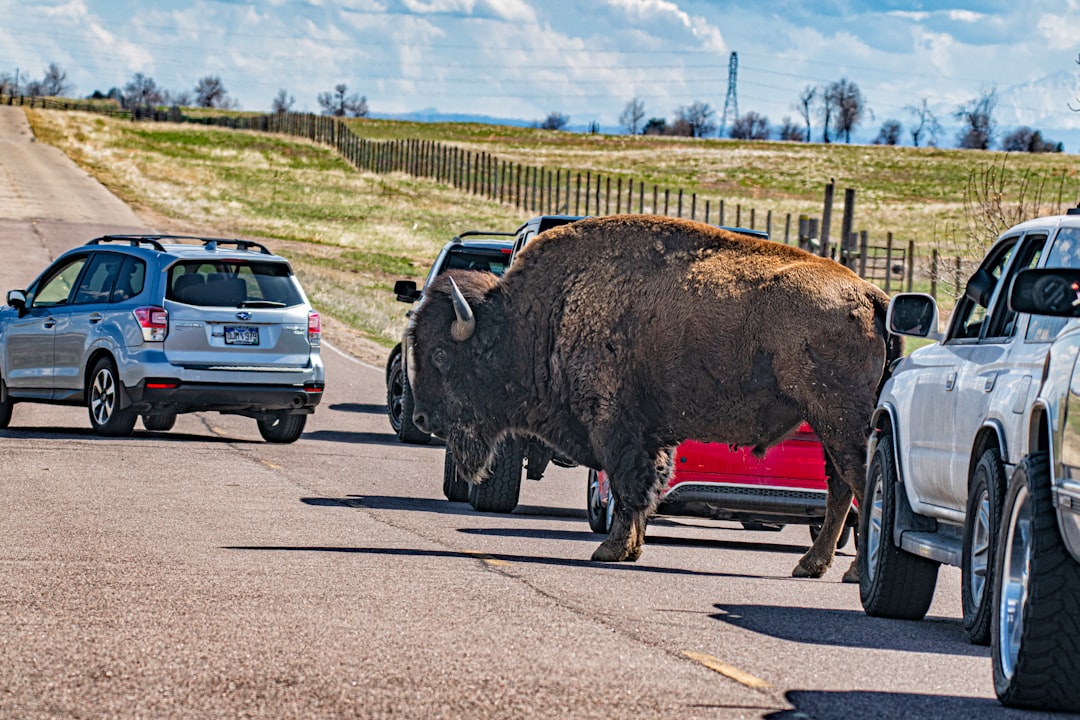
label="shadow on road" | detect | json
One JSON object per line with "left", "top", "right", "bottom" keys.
{"left": 301, "top": 494, "right": 582, "bottom": 521}
{"left": 458, "top": 526, "right": 816, "bottom": 556}
{"left": 221, "top": 543, "right": 770, "bottom": 580}
{"left": 327, "top": 402, "right": 386, "bottom": 415}
{"left": 0, "top": 427, "right": 257, "bottom": 443}
{"left": 300, "top": 430, "right": 411, "bottom": 446}
{"left": 766, "top": 690, "right": 1048, "bottom": 720}
{"left": 711, "top": 603, "right": 985, "bottom": 657}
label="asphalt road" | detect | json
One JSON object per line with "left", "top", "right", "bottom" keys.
{"left": 0, "top": 106, "right": 1068, "bottom": 720}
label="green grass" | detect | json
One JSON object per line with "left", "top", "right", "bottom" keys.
{"left": 23, "top": 107, "right": 1080, "bottom": 352}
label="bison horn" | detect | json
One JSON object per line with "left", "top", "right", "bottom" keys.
{"left": 448, "top": 276, "right": 476, "bottom": 342}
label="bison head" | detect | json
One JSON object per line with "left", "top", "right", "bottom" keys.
{"left": 406, "top": 270, "right": 511, "bottom": 482}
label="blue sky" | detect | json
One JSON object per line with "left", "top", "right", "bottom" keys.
{"left": 3, "top": 0, "right": 1080, "bottom": 147}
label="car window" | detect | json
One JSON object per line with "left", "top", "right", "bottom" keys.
{"left": 167, "top": 260, "right": 302, "bottom": 307}
{"left": 73, "top": 252, "right": 123, "bottom": 305}
{"left": 982, "top": 233, "right": 1046, "bottom": 339}
{"left": 1027, "top": 227, "right": 1080, "bottom": 342}
{"left": 443, "top": 249, "right": 510, "bottom": 276}
{"left": 948, "top": 238, "right": 1018, "bottom": 341}
{"left": 31, "top": 256, "right": 88, "bottom": 308}
{"left": 111, "top": 256, "right": 146, "bottom": 303}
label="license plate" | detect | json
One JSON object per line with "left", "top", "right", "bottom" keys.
{"left": 224, "top": 325, "right": 259, "bottom": 345}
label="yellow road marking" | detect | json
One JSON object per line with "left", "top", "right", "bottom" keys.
{"left": 682, "top": 650, "right": 772, "bottom": 690}
{"left": 260, "top": 459, "right": 281, "bottom": 470}
{"left": 464, "top": 550, "right": 510, "bottom": 567}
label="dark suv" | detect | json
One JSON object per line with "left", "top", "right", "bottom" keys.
{"left": 0, "top": 235, "right": 324, "bottom": 442}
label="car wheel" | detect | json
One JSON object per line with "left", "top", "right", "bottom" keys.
{"left": 386, "top": 354, "right": 431, "bottom": 445}
{"left": 442, "top": 446, "right": 469, "bottom": 502}
{"left": 87, "top": 357, "right": 137, "bottom": 437}
{"left": 859, "top": 434, "right": 940, "bottom": 619}
{"left": 142, "top": 413, "right": 177, "bottom": 432}
{"left": 962, "top": 447, "right": 1006, "bottom": 645}
{"left": 0, "top": 377, "right": 13, "bottom": 429}
{"left": 468, "top": 437, "right": 524, "bottom": 513}
{"left": 586, "top": 469, "right": 610, "bottom": 534}
{"left": 991, "top": 452, "right": 1080, "bottom": 711}
{"left": 256, "top": 412, "right": 307, "bottom": 443}
{"left": 810, "top": 523, "right": 853, "bottom": 550}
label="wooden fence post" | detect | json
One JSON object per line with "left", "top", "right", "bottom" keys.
{"left": 884, "top": 232, "right": 894, "bottom": 293}
{"left": 820, "top": 181, "right": 835, "bottom": 258}
{"left": 907, "top": 240, "right": 915, "bottom": 291}
{"left": 858, "top": 230, "right": 869, "bottom": 277}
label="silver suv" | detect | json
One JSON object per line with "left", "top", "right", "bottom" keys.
{"left": 0, "top": 234, "right": 324, "bottom": 442}
{"left": 862, "top": 211, "right": 1080, "bottom": 711}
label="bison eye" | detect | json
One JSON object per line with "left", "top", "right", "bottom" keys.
{"left": 432, "top": 347, "right": 449, "bottom": 371}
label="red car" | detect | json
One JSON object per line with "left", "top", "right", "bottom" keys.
{"left": 586, "top": 423, "right": 855, "bottom": 546}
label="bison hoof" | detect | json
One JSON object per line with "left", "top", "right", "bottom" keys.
{"left": 841, "top": 561, "right": 859, "bottom": 584}
{"left": 792, "top": 558, "right": 828, "bottom": 579}
{"left": 591, "top": 541, "right": 639, "bottom": 563}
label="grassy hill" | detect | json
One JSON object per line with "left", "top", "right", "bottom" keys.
{"left": 23, "top": 108, "right": 1080, "bottom": 359}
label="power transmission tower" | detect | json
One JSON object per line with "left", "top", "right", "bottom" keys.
{"left": 720, "top": 52, "right": 738, "bottom": 137}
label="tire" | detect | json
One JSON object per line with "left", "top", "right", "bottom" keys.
{"left": 257, "top": 412, "right": 307, "bottom": 443}
{"left": 0, "top": 378, "right": 12, "bottom": 429}
{"left": 386, "top": 354, "right": 431, "bottom": 445}
{"left": 587, "top": 469, "right": 609, "bottom": 534}
{"left": 142, "top": 413, "right": 177, "bottom": 432}
{"left": 442, "top": 446, "right": 469, "bottom": 502}
{"left": 87, "top": 357, "right": 137, "bottom": 437}
{"left": 962, "top": 447, "right": 1006, "bottom": 645}
{"left": 468, "top": 437, "right": 524, "bottom": 513}
{"left": 810, "top": 523, "right": 853, "bottom": 550}
{"left": 991, "top": 452, "right": 1080, "bottom": 711}
{"left": 859, "top": 434, "right": 940, "bottom": 619}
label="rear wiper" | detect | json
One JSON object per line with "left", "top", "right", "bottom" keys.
{"left": 238, "top": 300, "right": 287, "bottom": 308}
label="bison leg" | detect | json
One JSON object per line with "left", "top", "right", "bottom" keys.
{"left": 591, "top": 445, "right": 672, "bottom": 563}
{"left": 794, "top": 450, "right": 860, "bottom": 581}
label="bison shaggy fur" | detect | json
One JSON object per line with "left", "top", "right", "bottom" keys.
{"left": 407, "top": 215, "right": 899, "bottom": 580}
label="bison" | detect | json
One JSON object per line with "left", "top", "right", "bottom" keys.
{"left": 406, "top": 215, "right": 899, "bottom": 581}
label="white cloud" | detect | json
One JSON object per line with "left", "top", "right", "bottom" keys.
{"left": 1036, "top": 5, "right": 1080, "bottom": 50}
{"left": 946, "top": 10, "right": 984, "bottom": 23}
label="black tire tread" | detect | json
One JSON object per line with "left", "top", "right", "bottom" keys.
{"left": 961, "top": 447, "right": 1005, "bottom": 646}
{"left": 468, "top": 437, "right": 524, "bottom": 513}
{"left": 992, "top": 452, "right": 1080, "bottom": 712}
{"left": 442, "top": 446, "right": 469, "bottom": 502}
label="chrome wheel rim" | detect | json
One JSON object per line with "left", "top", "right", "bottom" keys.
{"left": 90, "top": 368, "right": 116, "bottom": 425}
{"left": 587, "top": 470, "right": 603, "bottom": 523}
{"left": 999, "top": 485, "right": 1032, "bottom": 681}
{"left": 866, "top": 466, "right": 885, "bottom": 583}
{"left": 389, "top": 369, "right": 405, "bottom": 428}
{"left": 970, "top": 486, "right": 992, "bottom": 607}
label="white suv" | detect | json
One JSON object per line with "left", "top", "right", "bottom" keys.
{"left": 862, "top": 211, "right": 1080, "bottom": 711}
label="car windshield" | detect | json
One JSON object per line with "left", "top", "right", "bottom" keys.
{"left": 167, "top": 260, "right": 302, "bottom": 307}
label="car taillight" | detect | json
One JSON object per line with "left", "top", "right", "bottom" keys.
{"left": 308, "top": 310, "right": 321, "bottom": 346}
{"left": 133, "top": 306, "right": 168, "bottom": 342}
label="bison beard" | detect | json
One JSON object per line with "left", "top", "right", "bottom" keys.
{"left": 407, "top": 215, "right": 899, "bottom": 582}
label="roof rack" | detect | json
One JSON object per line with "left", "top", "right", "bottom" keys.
{"left": 86, "top": 235, "right": 272, "bottom": 255}
{"left": 451, "top": 230, "right": 516, "bottom": 243}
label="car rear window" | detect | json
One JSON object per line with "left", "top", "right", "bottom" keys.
{"left": 168, "top": 260, "right": 302, "bottom": 308}
{"left": 443, "top": 248, "right": 510, "bottom": 276}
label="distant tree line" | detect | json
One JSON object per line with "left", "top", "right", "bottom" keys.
{"left": 0, "top": 61, "right": 1065, "bottom": 153}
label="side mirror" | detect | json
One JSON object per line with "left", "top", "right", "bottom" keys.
{"left": 886, "top": 293, "right": 943, "bottom": 341}
{"left": 6, "top": 289, "right": 26, "bottom": 314}
{"left": 393, "top": 280, "right": 421, "bottom": 303}
{"left": 964, "top": 268, "right": 997, "bottom": 308}
{"left": 1009, "top": 268, "right": 1080, "bottom": 317}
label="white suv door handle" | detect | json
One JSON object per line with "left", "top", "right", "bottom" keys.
{"left": 88, "top": 313, "right": 104, "bottom": 324}
{"left": 945, "top": 372, "right": 957, "bottom": 391}
{"left": 42, "top": 317, "right": 56, "bottom": 329}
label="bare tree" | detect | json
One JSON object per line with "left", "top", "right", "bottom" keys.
{"left": 905, "top": 98, "right": 941, "bottom": 147}
{"left": 539, "top": 111, "right": 569, "bottom": 130}
{"left": 676, "top": 101, "right": 717, "bottom": 138}
{"left": 1071, "top": 53, "right": 1080, "bottom": 112}
{"left": 955, "top": 87, "right": 998, "bottom": 150}
{"left": 729, "top": 111, "right": 770, "bottom": 140}
{"left": 778, "top": 116, "right": 804, "bottom": 141}
{"left": 40, "top": 63, "right": 71, "bottom": 97}
{"left": 194, "top": 75, "right": 234, "bottom": 108}
{"left": 272, "top": 89, "right": 295, "bottom": 113}
{"left": 873, "top": 120, "right": 902, "bottom": 146}
{"left": 619, "top": 97, "right": 646, "bottom": 135}
{"left": 123, "top": 73, "right": 164, "bottom": 109}
{"left": 642, "top": 117, "right": 667, "bottom": 136}
{"left": 163, "top": 89, "right": 192, "bottom": 107}
{"left": 795, "top": 85, "right": 816, "bottom": 142}
{"left": 825, "top": 78, "right": 867, "bottom": 143}
{"left": 0, "top": 72, "right": 16, "bottom": 96}
{"left": 318, "top": 84, "right": 368, "bottom": 117}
